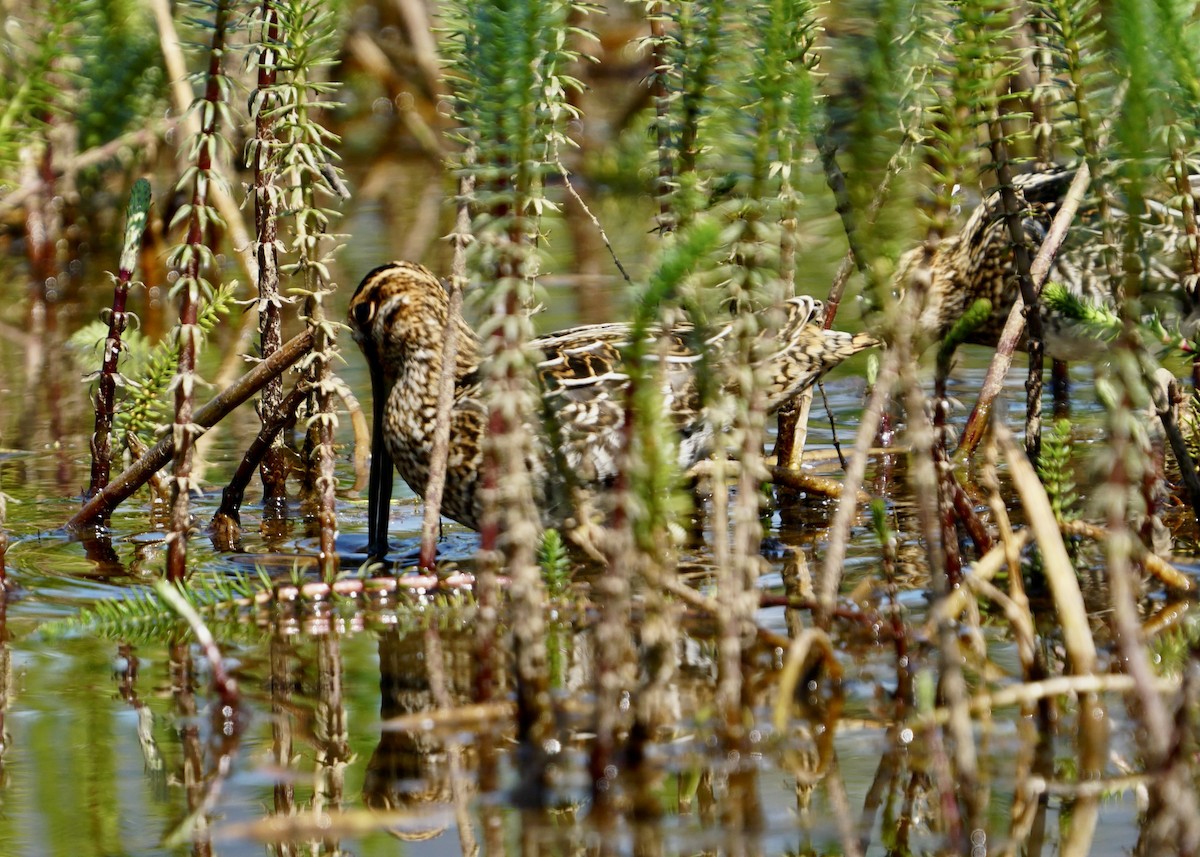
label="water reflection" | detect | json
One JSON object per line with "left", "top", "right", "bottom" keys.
{"left": 266, "top": 637, "right": 296, "bottom": 857}
{"left": 0, "top": 524, "right": 1167, "bottom": 857}
{"left": 364, "top": 624, "right": 476, "bottom": 844}
{"left": 311, "top": 633, "right": 349, "bottom": 854}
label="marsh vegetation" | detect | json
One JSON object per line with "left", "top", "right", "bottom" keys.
{"left": 2, "top": 0, "right": 1200, "bottom": 854}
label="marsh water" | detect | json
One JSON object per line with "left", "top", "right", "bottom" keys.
{"left": 0, "top": 176, "right": 1188, "bottom": 857}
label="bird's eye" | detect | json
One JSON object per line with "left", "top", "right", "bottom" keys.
{"left": 353, "top": 300, "right": 376, "bottom": 328}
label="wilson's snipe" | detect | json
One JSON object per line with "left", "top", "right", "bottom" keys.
{"left": 903, "top": 166, "right": 1193, "bottom": 357}
{"left": 900, "top": 168, "right": 1086, "bottom": 354}
{"left": 349, "top": 261, "right": 877, "bottom": 556}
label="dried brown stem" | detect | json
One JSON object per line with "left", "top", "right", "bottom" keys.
{"left": 817, "top": 347, "right": 900, "bottom": 621}
{"left": 824, "top": 132, "right": 914, "bottom": 325}
{"left": 558, "top": 167, "right": 633, "bottom": 286}
{"left": 125, "top": 432, "right": 170, "bottom": 506}
{"left": 916, "top": 673, "right": 1178, "bottom": 727}
{"left": 775, "top": 128, "right": 893, "bottom": 470}
{"left": 389, "top": 0, "right": 447, "bottom": 105}
{"left": 1097, "top": 376, "right": 1193, "bottom": 854}
{"left": 772, "top": 628, "right": 842, "bottom": 732}
{"left": 1150, "top": 368, "right": 1200, "bottom": 528}
{"left": 381, "top": 700, "right": 516, "bottom": 734}
{"left": 821, "top": 756, "right": 865, "bottom": 857}
{"left": 997, "top": 424, "right": 1096, "bottom": 675}
{"left": 986, "top": 113, "right": 1046, "bottom": 461}
{"left": 904, "top": 349, "right": 981, "bottom": 839}
{"left": 419, "top": 171, "right": 474, "bottom": 571}
{"left": 1060, "top": 522, "right": 1191, "bottom": 592}
{"left": 210, "top": 382, "right": 309, "bottom": 548}
{"left": 773, "top": 395, "right": 813, "bottom": 471}
{"left": 342, "top": 31, "right": 445, "bottom": 162}
{"left": 947, "top": 470, "right": 993, "bottom": 555}
{"left": 166, "top": 0, "right": 235, "bottom": 581}
{"left": 956, "top": 163, "right": 1091, "bottom": 457}
{"left": 67, "top": 329, "right": 314, "bottom": 531}
{"left": 252, "top": 1, "right": 288, "bottom": 524}
{"left": 767, "top": 466, "right": 867, "bottom": 500}
{"left": 659, "top": 576, "right": 790, "bottom": 651}
{"left": 333, "top": 378, "right": 371, "bottom": 496}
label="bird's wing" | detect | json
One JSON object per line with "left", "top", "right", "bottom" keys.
{"left": 532, "top": 321, "right": 705, "bottom": 481}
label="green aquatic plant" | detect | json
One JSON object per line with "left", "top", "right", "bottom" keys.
{"left": 114, "top": 282, "right": 240, "bottom": 445}
{"left": 75, "top": 0, "right": 163, "bottom": 155}
{"left": 0, "top": 0, "right": 83, "bottom": 182}
{"left": 37, "top": 567, "right": 479, "bottom": 643}
{"left": 264, "top": 0, "right": 350, "bottom": 573}
{"left": 164, "top": 0, "right": 242, "bottom": 580}
{"left": 537, "top": 529, "right": 571, "bottom": 597}
{"left": 1041, "top": 281, "right": 1121, "bottom": 331}
{"left": 622, "top": 218, "right": 722, "bottom": 558}
{"left": 1032, "top": 0, "right": 1114, "bottom": 164}
{"left": 936, "top": 298, "right": 994, "bottom": 380}
{"left": 245, "top": 0, "right": 290, "bottom": 519}
{"left": 870, "top": 498, "right": 893, "bottom": 546}
{"left": 442, "top": 0, "right": 598, "bottom": 791}
{"left": 68, "top": 277, "right": 241, "bottom": 483}
{"left": 1037, "top": 418, "right": 1080, "bottom": 524}
{"left": 86, "top": 179, "right": 153, "bottom": 504}
{"left": 38, "top": 569, "right": 268, "bottom": 644}
{"left": 588, "top": 216, "right": 721, "bottom": 802}
{"left": 1042, "top": 283, "right": 1200, "bottom": 356}
{"left": 442, "top": 0, "right": 593, "bottom": 563}
{"left": 641, "top": 0, "right": 729, "bottom": 232}
{"left": 915, "top": 0, "right": 1028, "bottom": 239}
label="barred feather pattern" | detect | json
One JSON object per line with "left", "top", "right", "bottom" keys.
{"left": 901, "top": 167, "right": 1192, "bottom": 359}
{"left": 349, "top": 261, "right": 877, "bottom": 531}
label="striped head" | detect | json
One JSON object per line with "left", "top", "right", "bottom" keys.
{"left": 348, "top": 261, "right": 459, "bottom": 378}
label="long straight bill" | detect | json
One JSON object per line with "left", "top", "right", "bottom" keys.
{"left": 366, "top": 354, "right": 394, "bottom": 561}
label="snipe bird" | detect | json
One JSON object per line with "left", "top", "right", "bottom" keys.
{"left": 899, "top": 168, "right": 1089, "bottom": 356}
{"left": 901, "top": 166, "right": 1193, "bottom": 358}
{"left": 349, "top": 261, "right": 877, "bottom": 557}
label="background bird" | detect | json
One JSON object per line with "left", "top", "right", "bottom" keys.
{"left": 897, "top": 166, "right": 1194, "bottom": 359}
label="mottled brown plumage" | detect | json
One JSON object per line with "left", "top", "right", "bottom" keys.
{"left": 901, "top": 168, "right": 1080, "bottom": 352}
{"left": 349, "top": 261, "right": 876, "bottom": 549}
{"left": 901, "top": 167, "right": 1194, "bottom": 358}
